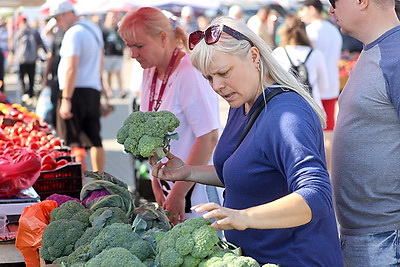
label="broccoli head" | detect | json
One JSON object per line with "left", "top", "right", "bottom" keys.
{"left": 87, "top": 223, "right": 155, "bottom": 261}
{"left": 40, "top": 219, "right": 87, "bottom": 262}
{"left": 74, "top": 226, "right": 103, "bottom": 250}
{"left": 116, "top": 110, "right": 180, "bottom": 159}
{"left": 199, "top": 253, "right": 260, "bottom": 267}
{"left": 86, "top": 247, "right": 146, "bottom": 267}
{"left": 155, "top": 217, "right": 221, "bottom": 266}
{"left": 50, "top": 200, "right": 93, "bottom": 227}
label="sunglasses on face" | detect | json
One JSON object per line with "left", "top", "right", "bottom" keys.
{"left": 188, "top": 24, "right": 254, "bottom": 50}
{"left": 329, "top": 0, "right": 336, "bottom": 8}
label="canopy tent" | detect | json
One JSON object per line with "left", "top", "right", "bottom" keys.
{"left": 0, "top": 0, "right": 45, "bottom": 8}
{"left": 40, "top": 0, "right": 221, "bottom": 16}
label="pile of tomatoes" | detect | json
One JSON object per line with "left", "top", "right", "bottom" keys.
{"left": 0, "top": 103, "right": 76, "bottom": 172}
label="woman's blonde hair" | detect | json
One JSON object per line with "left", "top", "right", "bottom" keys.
{"left": 117, "top": 7, "right": 189, "bottom": 52}
{"left": 190, "top": 16, "right": 326, "bottom": 127}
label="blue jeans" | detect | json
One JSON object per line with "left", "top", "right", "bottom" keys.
{"left": 341, "top": 230, "right": 400, "bottom": 267}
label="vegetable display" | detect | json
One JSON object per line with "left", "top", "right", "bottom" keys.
{"left": 37, "top": 172, "right": 271, "bottom": 266}
{"left": 116, "top": 110, "right": 180, "bottom": 159}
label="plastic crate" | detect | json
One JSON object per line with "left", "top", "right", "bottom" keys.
{"left": 33, "top": 163, "right": 82, "bottom": 200}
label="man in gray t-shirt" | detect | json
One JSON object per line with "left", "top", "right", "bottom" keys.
{"left": 330, "top": 0, "right": 400, "bottom": 266}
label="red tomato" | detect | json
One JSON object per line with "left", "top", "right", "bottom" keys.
{"left": 50, "top": 138, "right": 61, "bottom": 147}
{"left": 41, "top": 154, "right": 57, "bottom": 167}
{"left": 41, "top": 163, "right": 54, "bottom": 171}
{"left": 28, "top": 142, "right": 40, "bottom": 150}
{"left": 56, "top": 159, "right": 69, "bottom": 168}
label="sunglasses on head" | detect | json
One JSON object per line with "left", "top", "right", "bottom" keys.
{"left": 188, "top": 24, "right": 254, "bottom": 50}
{"left": 329, "top": 0, "right": 336, "bottom": 8}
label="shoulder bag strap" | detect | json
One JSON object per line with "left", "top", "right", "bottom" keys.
{"left": 234, "top": 87, "right": 291, "bottom": 151}
{"left": 283, "top": 47, "right": 296, "bottom": 66}
{"left": 303, "top": 49, "right": 313, "bottom": 63}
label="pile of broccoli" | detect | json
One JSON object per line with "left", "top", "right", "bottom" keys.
{"left": 116, "top": 110, "right": 180, "bottom": 159}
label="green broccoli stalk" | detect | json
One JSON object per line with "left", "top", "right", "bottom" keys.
{"left": 155, "top": 217, "right": 220, "bottom": 266}
{"left": 40, "top": 219, "right": 87, "bottom": 262}
{"left": 116, "top": 110, "right": 180, "bottom": 160}
{"left": 85, "top": 247, "right": 146, "bottom": 267}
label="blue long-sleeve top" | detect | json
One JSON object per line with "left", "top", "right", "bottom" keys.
{"left": 214, "top": 88, "right": 343, "bottom": 266}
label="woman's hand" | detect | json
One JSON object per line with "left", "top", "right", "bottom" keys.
{"left": 192, "top": 202, "right": 249, "bottom": 231}
{"left": 150, "top": 152, "right": 191, "bottom": 182}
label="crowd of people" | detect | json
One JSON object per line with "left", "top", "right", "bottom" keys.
{"left": 1, "top": 0, "right": 400, "bottom": 265}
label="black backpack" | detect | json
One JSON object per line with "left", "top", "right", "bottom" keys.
{"left": 284, "top": 48, "right": 313, "bottom": 95}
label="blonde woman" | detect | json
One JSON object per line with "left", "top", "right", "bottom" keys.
{"left": 151, "top": 16, "right": 343, "bottom": 266}
{"left": 118, "top": 7, "right": 222, "bottom": 225}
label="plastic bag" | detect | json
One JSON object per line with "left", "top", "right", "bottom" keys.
{"left": 0, "top": 147, "right": 41, "bottom": 198}
{"left": 15, "top": 200, "right": 58, "bottom": 267}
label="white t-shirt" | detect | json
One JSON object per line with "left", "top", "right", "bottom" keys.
{"left": 273, "top": 45, "right": 328, "bottom": 109}
{"left": 306, "top": 20, "right": 343, "bottom": 100}
{"left": 58, "top": 20, "right": 103, "bottom": 91}
{"left": 140, "top": 53, "right": 223, "bottom": 219}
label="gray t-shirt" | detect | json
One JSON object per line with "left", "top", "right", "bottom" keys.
{"left": 331, "top": 26, "right": 400, "bottom": 235}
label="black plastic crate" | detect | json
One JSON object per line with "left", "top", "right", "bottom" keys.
{"left": 33, "top": 163, "right": 82, "bottom": 200}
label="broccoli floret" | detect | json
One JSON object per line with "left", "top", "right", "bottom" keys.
{"left": 85, "top": 247, "right": 146, "bottom": 267}
{"left": 74, "top": 227, "right": 103, "bottom": 250}
{"left": 87, "top": 223, "right": 155, "bottom": 261}
{"left": 89, "top": 207, "right": 128, "bottom": 227}
{"left": 138, "top": 135, "right": 164, "bottom": 158}
{"left": 199, "top": 253, "right": 260, "bottom": 267}
{"left": 191, "top": 224, "right": 220, "bottom": 259}
{"left": 182, "top": 254, "right": 202, "bottom": 267}
{"left": 116, "top": 110, "right": 180, "bottom": 159}
{"left": 50, "top": 200, "right": 93, "bottom": 227}
{"left": 53, "top": 244, "right": 90, "bottom": 265}
{"left": 227, "top": 255, "right": 260, "bottom": 267}
{"left": 156, "top": 247, "right": 184, "bottom": 267}
{"left": 155, "top": 217, "right": 220, "bottom": 266}
{"left": 40, "top": 219, "right": 87, "bottom": 262}
{"left": 116, "top": 124, "right": 130, "bottom": 144}
{"left": 129, "top": 238, "right": 156, "bottom": 262}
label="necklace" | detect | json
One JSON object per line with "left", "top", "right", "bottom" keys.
{"left": 148, "top": 48, "right": 180, "bottom": 111}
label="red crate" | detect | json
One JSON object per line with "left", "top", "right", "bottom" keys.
{"left": 33, "top": 163, "right": 82, "bottom": 200}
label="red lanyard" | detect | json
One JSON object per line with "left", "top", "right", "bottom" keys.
{"left": 148, "top": 48, "right": 180, "bottom": 111}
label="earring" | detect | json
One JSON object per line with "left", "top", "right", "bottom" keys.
{"left": 256, "top": 61, "right": 261, "bottom": 71}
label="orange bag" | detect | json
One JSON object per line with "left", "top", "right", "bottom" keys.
{"left": 15, "top": 200, "right": 58, "bottom": 267}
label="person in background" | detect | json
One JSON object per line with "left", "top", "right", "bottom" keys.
{"left": 150, "top": 15, "right": 343, "bottom": 266}
{"left": 50, "top": 0, "right": 105, "bottom": 173}
{"left": 247, "top": 5, "right": 276, "bottom": 47}
{"left": 329, "top": 0, "right": 400, "bottom": 266}
{"left": 298, "top": 0, "right": 342, "bottom": 173}
{"left": 179, "top": 6, "right": 199, "bottom": 34}
{"left": 273, "top": 14, "right": 328, "bottom": 109}
{"left": 228, "top": 5, "right": 244, "bottom": 22}
{"left": 0, "top": 17, "right": 8, "bottom": 93}
{"left": 102, "top": 11, "right": 127, "bottom": 99}
{"left": 42, "top": 18, "right": 64, "bottom": 129}
{"left": 14, "top": 16, "right": 47, "bottom": 104}
{"left": 118, "top": 7, "right": 223, "bottom": 225}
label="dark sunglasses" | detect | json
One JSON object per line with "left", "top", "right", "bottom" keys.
{"left": 188, "top": 24, "right": 254, "bottom": 50}
{"left": 329, "top": 0, "right": 336, "bottom": 8}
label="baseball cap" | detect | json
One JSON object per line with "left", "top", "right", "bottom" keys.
{"left": 49, "top": 0, "right": 75, "bottom": 17}
{"left": 300, "top": 0, "right": 323, "bottom": 12}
